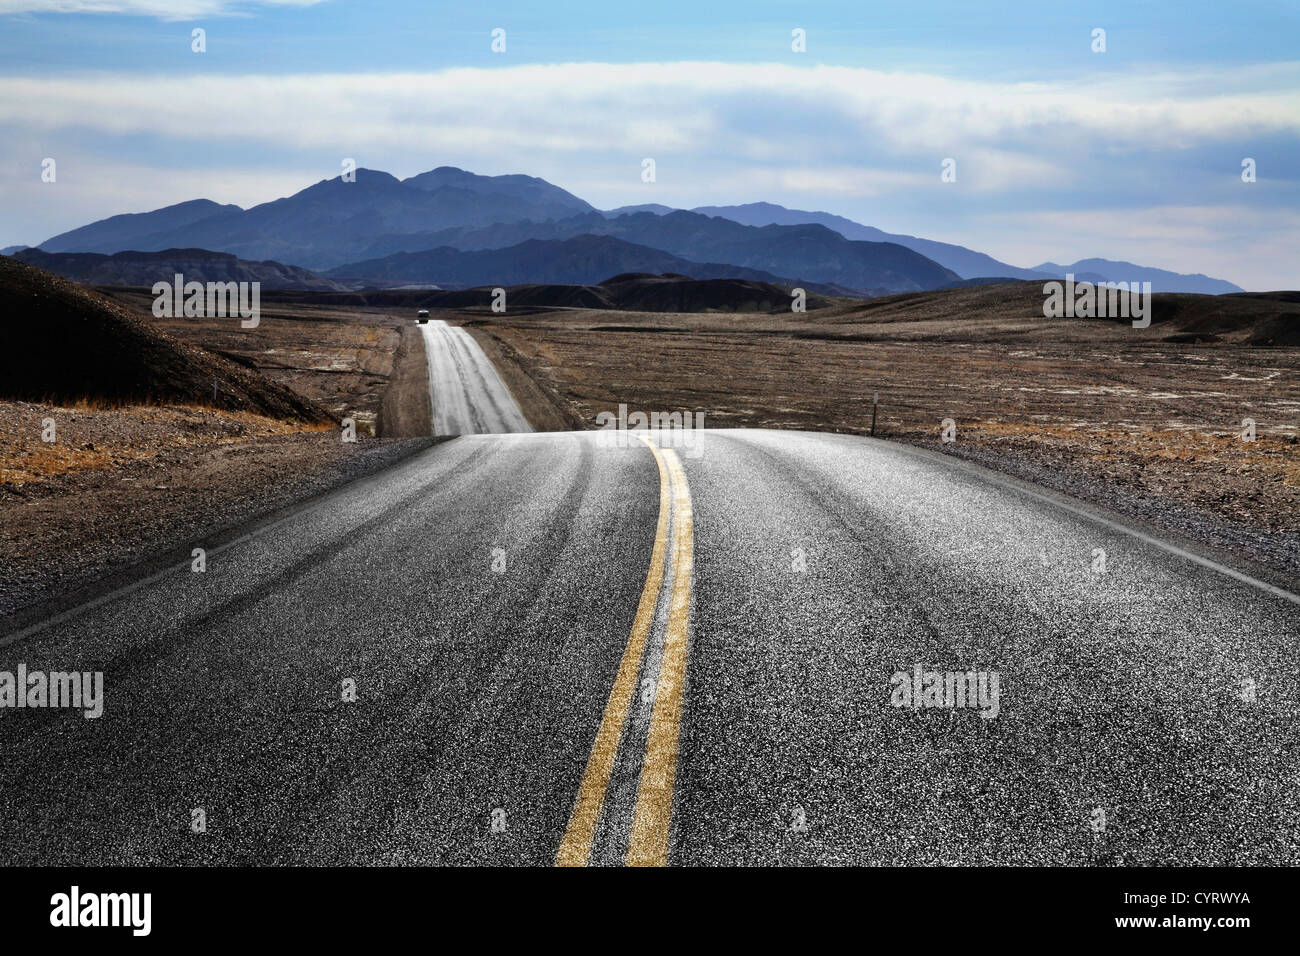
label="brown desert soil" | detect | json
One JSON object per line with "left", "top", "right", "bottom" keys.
{"left": 99, "top": 290, "right": 433, "bottom": 439}
{"left": 0, "top": 399, "right": 439, "bottom": 626}
{"left": 4, "top": 278, "right": 1296, "bottom": 621}
{"left": 0, "top": 258, "right": 331, "bottom": 423}
{"left": 380, "top": 323, "right": 433, "bottom": 438}
{"left": 1, "top": 288, "right": 440, "bottom": 623}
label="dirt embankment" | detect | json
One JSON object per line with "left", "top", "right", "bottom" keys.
{"left": 0, "top": 256, "right": 331, "bottom": 423}
{"left": 380, "top": 324, "right": 433, "bottom": 438}
{"left": 104, "top": 290, "right": 431, "bottom": 437}
{"left": 0, "top": 263, "right": 441, "bottom": 622}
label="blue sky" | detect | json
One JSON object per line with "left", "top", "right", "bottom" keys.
{"left": 2, "top": 0, "right": 1297, "bottom": 288}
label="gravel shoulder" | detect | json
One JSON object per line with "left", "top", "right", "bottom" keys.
{"left": 926, "top": 437, "right": 1298, "bottom": 592}
{"left": 379, "top": 323, "right": 433, "bottom": 437}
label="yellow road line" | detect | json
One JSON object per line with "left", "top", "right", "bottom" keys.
{"left": 626, "top": 447, "right": 693, "bottom": 867}
{"left": 555, "top": 435, "right": 671, "bottom": 866}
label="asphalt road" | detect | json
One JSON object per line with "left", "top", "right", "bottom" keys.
{"left": 1, "top": 428, "right": 1295, "bottom": 866}
{"left": 420, "top": 319, "right": 532, "bottom": 435}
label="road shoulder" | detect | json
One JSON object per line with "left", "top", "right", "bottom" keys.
{"left": 378, "top": 323, "right": 433, "bottom": 438}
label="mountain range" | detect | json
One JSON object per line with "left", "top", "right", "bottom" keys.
{"left": 36, "top": 167, "right": 594, "bottom": 269}
{"left": 325, "top": 234, "right": 855, "bottom": 294}
{"left": 27, "top": 165, "right": 1243, "bottom": 295}
{"left": 275, "top": 273, "right": 838, "bottom": 314}
{"left": 13, "top": 247, "right": 344, "bottom": 291}
{"left": 678, "top": 202, "right": 1243, "bottom": 294}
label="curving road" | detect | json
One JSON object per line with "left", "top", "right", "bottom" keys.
{"left": 0, "top": 428, "right": 1295, "bottom": 866}
{"left": 420, "top": 319, "right": 532, "bottom": 435}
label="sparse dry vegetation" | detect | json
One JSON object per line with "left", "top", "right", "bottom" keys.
{"left": 104, "top": 289, "right": 408, "bottom": 430}
{"left": 950, "top": 421, "right": 1299, "bottom": 531}
{"left": 0, "top": 402, "right": 334, "bottom": 485}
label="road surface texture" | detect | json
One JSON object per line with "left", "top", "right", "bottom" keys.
{"left": 420, "top": 319, "right": 532, "bottom": 435}
{"left": 1, "top": 428, "right": 1295, "bottom": 866}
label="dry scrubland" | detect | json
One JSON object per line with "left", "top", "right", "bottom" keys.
{"left": 0, "top": 401, "right": 332, "bottom": 486}
{"left": 0, "top": 394, "right": 434, "bottom": 621}
{"left": 102, "top": 289, "right": 422, "bottom": 436}
{"left": 3, "top": 275, "right": 1296, "bottom": 610}
{"left": 0, "top": 277, "right": 435, "bottom": 619}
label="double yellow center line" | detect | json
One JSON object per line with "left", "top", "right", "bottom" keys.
{"left": 556, "top": 435, "right": 694, "bottom": 867}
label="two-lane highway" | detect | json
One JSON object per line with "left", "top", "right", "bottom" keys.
{"left": 1, "top": 429, "right": 1295, "bottom": 865}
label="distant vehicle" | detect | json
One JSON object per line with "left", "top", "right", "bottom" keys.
{"left": 416, "top": 309, "right": 429, "bottom": 323}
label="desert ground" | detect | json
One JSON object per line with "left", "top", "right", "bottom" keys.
{"left": 0, "top": 272, "right": 438, "bottom": 622}
{"left": 100, "top": 288, "right": 431, "bottom": 437}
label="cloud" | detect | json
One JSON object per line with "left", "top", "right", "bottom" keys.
{"left": 1, "top": 60, "right": 1296, "bottom": 286}
{"left": 0, "top": 0, "right": 320, "bottom": 19}
{"left": 967, "top": 204, "right": 1300, "bottom": 291}
{"left": 2, "top": 62, "right": 1296, "bottom": 159}
{"left": 0, "top": 149, "right": 318, "bottom": 246}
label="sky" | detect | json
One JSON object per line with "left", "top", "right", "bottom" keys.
{"left": 1, "top": 0, "right": 1297, "bottom": 289}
